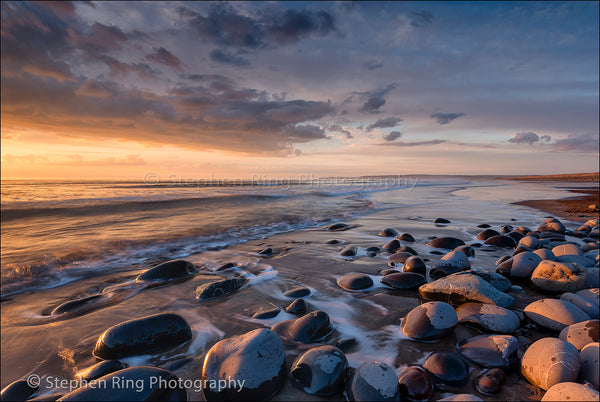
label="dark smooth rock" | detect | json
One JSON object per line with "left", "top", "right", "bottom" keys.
{"left": 27, "top": 393, "right": 63, "bottom": 401}
{"left": 51, "top": 294, "right": 103, "bottom": 315}
{"left": 398, "top": 246, "right": 418, "bottom": 255}
{"left": 403, "top": 256, "right": 427, "bottom": 275}
{"left": 476, "top": 229, "right": 500, "bottom": 241}
{"left": 398, "top": 366, "right": 433, "bottom": 402}
{"left": 484, "top": 235, "right": 516, "bottom": 248}
{"left": 286, "top": 298, "right": 308, "bottom": 315}
{"left": 458, "top": 334, "right": 519, "bottom": 369}
{"left": 216, "top": 262, "right": 236, "bottom": 271}
{"left": 430, "top": 250, "right": 444, "bottom": 255}
{"left": 434, "top": 218, "right": 451, "bottom": 224}
{"left": 285, "top": 286, "right": 311, "bottom": 298}
{"left": 136, "top": 259, "right": 197, "bottom": 283}
{"left": 337, "top": 273, "right": 373, "bottom": 290}
{"left": 398, "top": 233, "right": 416, "bottom": 242}
{"left": 401, "top": 301, "right": 458, "bottom": 341}
{"left": 521, "top": 337, "right": 580, "bottom": 390}
{"left": 500, "top": 225, "right": 513, "bottom": 233}
{"left": 428, "top": 237, "right": 465, "bottom": 250}
{"left": 477, "top": 224, "right": 491, "bottom": 228}
{"left": 515, "top": 226, "right": 532, "bottom": 235}
{"left": 340, "top": 245, "right": 358, "bottom": 256}
{"left": 195, "top": 277, "right": 248, "bottom": 300}
{"left": 456, "top": 302, "right": 520, "bottom": 333}
{"left": 93, "top": 313, "right": 192, "bottom": 359}
{"left": 524, "top": 299, "right": 590, "bottom": 332}
{"left": 253, "top": 305, "right": 281, "bottom": 319}
{"left": 272, "top": 311, "right": 334, "bottom": 343}
{"left": 366, "top": 246, "right": 381, "bottom": 252}
{"left": 419, "top": 273, "right": 514, "bottom": 308}
{"left": 383, "top": 240, "right": 401, "bottom": 252}
{"left": 328, "top": 223, "right": 350, "bottom": 231}
{"left": 388, "top": 252, "right": 413, "bottom": 263}
{"left": 202, "top": 328, "right": 286, "bottom": 401}
{"left": 335, "top": 338, "right": 356, "bottom": 352}
{"left": 455, "top": 245, "right": 475, "bottom": 257}
{"left": 508, "top": 231, "right": 524, "bottom": 242}
{"left": 326, "top": 240, "right": 340, "bottom": 244}
{"left": 59, "top": 366, "right": 186, "bottom": 401}
{"left": 496, "top": 255, "right": 511, "bottom": 265}
{"left": 559, "top": 319, "right": 599, "bottom": 350}
{"left": 381, "top": 272, "right": 426, "bottom": 290}
{"left": 0, "top": 379, "right": 38, "bottom": 402}
{"left": 379, "top": 228, "right": 398, "bottom": 237}
{"left": 380, "top": 269, "right": 400, "bottom": 276}
{"left": 75, "top": 360, "right": 126, "bottom": 382}
{"left": 475, "top": 368, "right": 506, "bottom": 395}
{"left": 289, "top": 345, "right": 348, "bottom": 396}
{"left": 258, "top": 247, "right": 274, "bottom": 255}
{"left": 424, "top": 352, "right": 471, "bottom": 388}
{"left": 347, "top": 362, "right": 399, "bottom": 401}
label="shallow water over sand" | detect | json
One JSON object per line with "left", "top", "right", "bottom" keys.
{"left": 1, "top": 179, "right": 592, "bottom": 400}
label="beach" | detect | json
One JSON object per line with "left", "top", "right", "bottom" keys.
{"left": 1, "top": 176, "right": 598, "bottom": 401}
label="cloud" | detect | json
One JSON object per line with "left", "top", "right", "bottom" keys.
{"left": 430, "top": 112, "right": 465, "bottom": 125}
{"left": 552, "top": 133, "right": 599, "bottom": 152}
{"left": 357, "top": 82, "right": 399, "bottom": 114}
{"left": 383, "top": 131, "right": 402, "bottom": 141}
{"left": 410, "top": 11, "right": 434, "bottom": 27}
{"left": 209, "top": 49, "right": 251, "bottom": 67}
{"left": 183, "top": 4, "right": 337, "bottom": 48}
{"left": 364, "top": 61, "right": 383, "bottom": 70}
{"left": 146, "top": 47, "right": 184, "bottom": 71}
{"left": 508, "top": 131, "right": 542, "bottom": 144}
{"left": 367, "top": 117, "right": 403, "bottom": 131}
{"left": 327, "top": 124, "right": 353, "bottom": 139}
{"left": 379, "top": 139, "right": 447, "bottom": 147}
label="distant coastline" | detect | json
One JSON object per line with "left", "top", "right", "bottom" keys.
{"left": 497, "top": 172, "right": 599, "bottom": 182}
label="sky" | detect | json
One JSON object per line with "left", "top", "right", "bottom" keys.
{"left": 1, "top": 1, "right": 599, "bottom": 180}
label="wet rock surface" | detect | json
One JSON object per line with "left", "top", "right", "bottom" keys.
{"left": 458, "top": 334, "right": 519, "bottom": 369}
{"left": 456, "top": 302, "right": 520, "bottom": 333}
{"left": 398, "top": 366, "right": 434, "bottom": 402}
{"left": 272, "top": 311, "right": 334, "bottom": 343}
{"left": 195, "top": 277, "right": 248, "bottom": 300}
{"left": 337, "top": 273, "right": 373, "bottom": 290}
{"left": 289, "top": 345, "right": 348, "bottom": 396}
{"left": 401, "top": 301, "right": 458, "bottom": 341}
{"left": 347, "top": 361, "right": 399, "bottom": 401}
{"left": 424, "top": 352, "right": 471, "bottom": 388}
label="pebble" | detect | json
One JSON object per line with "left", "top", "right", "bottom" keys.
{"left": 253, "top": 305, "right": 281, "bottom": 319}
{"left": 335, "top": 337, "right": 357, "bottom": 352}
{"left": 398, "top": 366, "right": 434, "bottom": 402}
{"left": 455, "top": 245, "right": 475, "bottom": 257}
{"left": 401, "top": 301, "right": 458, "bottom": 341}
{"left": 135, "top": 259, "right": 197, "bottom": 282}
{"left": 398, "top": 233, "right": 416, "bottom": 242}
{"left": 458, "top": 334, "right": 519, "bottom": 369}
{"left": 434, "top": 218, "right": 452, "bottom": 224}
{"left": 476, "top": 229, "right": 500, "bottom": 241}
{"left": 561, "top": 292, "right": 600, "bottom": 319}
{"left": 398, "top": 245, "right": 418, "bottom": 255}
{"left": 537, "top": 218, "right": 566, "bottom": 233}
{"left": 521, "top": 337, "right": 580, "bottom": 390}
{"left": 508, "top": 231, "right": 524, "bottom": 242}
{"left": 337, "top": 273, "right": 374, "bottom": 290}
{"left": 93, "top": 313, "right": 192, "bottom": 359}
{"left": 519, "top": 235, "right": 540, "bottom": 250}
{"left": 60, "top": 366, "right": 186, "bottom": 401}
{"left": 501, "top": 225, "right": 513, "bottom": 233}
{"left": 475, "top": 368, "right": 506, "bottom": 395}
{"left": 383, "top": 239, "right": 401, "bottom": 252}
{"left": 579, "top": 342, "right": 600, "bottom": 389}
{"left": 0, "top": 379, "right": 39, "bottom": 402}
{"left": 553, "top": 243, "right": 582, "bottom": 256}
{"left": 497, "top": 251, "right": 542, "bottom": 278}
{"left": 424, "top": 352, "right": 471, "bottom": 387}
{"left": 525, "top": 299, "right": 590, "bottom": 332}
{"left": 379, "top": 228, "right": 398, "bottom": 237}
{"left": 483, "top": 235, "right": 516, "bottom": 248}
{"left": 272, "top": 311, "right": 334, "bottom": 343}
{"left": 477, "top": 224, "right": 491, "bottom": 228}
{"left": 380, "top": 268, "right": 399, "bottom": 276}
{"left": 576, "top": 288, "right": 600, "bottom": 307}
{"left": 195, "top": 277, "right": 248, "bottom": 300}
{"left": 50, "top": 294, "right": 103, "bottom": 316}
{"left": 428, "top": 237, "right": 465, "bottom": 249}
{"left": 75, "top": 360, "right": 126, "bottom": 382}
{"left": 258, "top": 247, "right": 274, "bottom": 255}
{"left": 437, "top": 250, "right": 471, "bottom": 270}
{"left": 347, "top": 361, "right": 399, "bottom": 401}
{"left": 284, "top": 286, "right": 312, "bottom": 298}
{"left": 329, "top": 223, "right": 351, "bottom": 231}
{"left": 531, "top": 261, "right": 588, "bottom": 293}
{"left": 381, "top": 272, "right": 426, "bottom": 290}
{"left": 456, "top": 302, "right": 520, "bottom": 333}
{"left": 388, "top": 251, "right": 413, "bottom": 263}
{"left": 559, "top": 319, "right": 599, "bottom": 350}
{"left": 289, "top": 345, "right": 348, "bottom": 396}
{"left": 541, "top": 382, "right": 600, "bottom": 401}
{"left": 202, "top": 328, "right": 286, "bottom": 400}
{"left": 403, "top": 256, "right": 427, "bottom": 275}
{"left": 340, "top": 245, "right": 358, "bottom": 256}
{"left": 286, "top": 298, "right": 308, "bottom": 314}
{"left": 419, "top": 273, "right": 515, "bottom": 308}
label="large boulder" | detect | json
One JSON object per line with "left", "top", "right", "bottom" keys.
{"left": 541, "top": 382, "right": 599, "bottom": 401}
{"left": 521, "top": 337, "right": 580, "bottom": 391}
{"left": 559, "top": 319, "right": 599, "bottom": 350}
{"left": 401, "top": 301, "right": 457, "bottom": 341}
{"left": 458, "top": 334, "right": 519, "bottom": 369}
{"left": 531, "top": 261, "right": 588, "bottom": 292}
{"left": 496, "top": 251, "right": 541, "bottom": 278}
{"left": 202, "top": 328, "right": 286, "bottom": 401}
{"left": 524, "top": 299, "right": 589, "bottom": 332}
{"left": 346, "top": 361, "right": 399, "bottom": 401}
{"left": 456, "top": 302, "right": 520, "bottom": 334}
{"left": 419, "top": 273, "right": 514, "bottom": 308}
{"left": 579, "top": 342, "right": 600, "bottom": 389}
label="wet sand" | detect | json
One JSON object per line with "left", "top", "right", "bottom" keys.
{"left": 1, "top": 180, "right": 596, "bottom": 401}
{"left": 513, "top": 187, "right": 599, "bottom": 223}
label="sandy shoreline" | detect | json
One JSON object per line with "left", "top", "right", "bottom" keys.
{"left": 513, "top": 187, "right": 599, "bottom": 223}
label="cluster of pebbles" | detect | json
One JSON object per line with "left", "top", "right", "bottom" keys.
{"left": 2, "top": 217, "right": 599, "bottom": 401}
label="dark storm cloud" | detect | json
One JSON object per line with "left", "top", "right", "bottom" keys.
{"left": 508, "top": 132, "right": 541, "bottom": 144}
{"left": 183, "top": 3, "right": 337, "bottom": 48}
{"left": 379, "top": 139, "right": 446, "bottom": 147}
{"left": 209, "top": 49, "right": 251, "bottom": 67}
{"left": 366, "top": 117, "right": 403, "bottom": 131}
{"left": 383, "top": 131, "right": 402, "bottom": 141}
{"left": 146, "top": 47, "right": 184, "bottom": 71}
{"left": 430, "top": 112, "right": 465, "bottom": 125}
{"left": 410, "top": 11, "right": 434, "bottom": 27}
{"left": 553, "top": 133, "right": 599, "bottom": 152}
{"left": 360, "top": 97, "right": 386, "bottom": 113}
